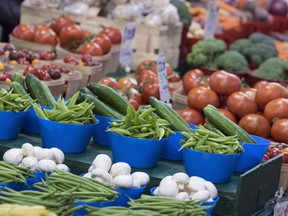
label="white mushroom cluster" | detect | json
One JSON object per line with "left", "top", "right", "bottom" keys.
{"left": 3, "top": 143, "right": 69, "bottom": 173}
{"left": 152, "top": 173, "right": 218, "bottom": 202}
{"left": 84, "top": 154, "right": 150, "bottom": 189}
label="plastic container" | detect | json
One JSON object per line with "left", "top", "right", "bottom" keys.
{"left": 0, "top": 110, "right": 28, "bottom": 140}
{"left": 93, "top": 115, "right": 117, "bottom": 146}
{"left": 38, "top": 117, "right": 96, "bottom": 153}
{"left": 182, "top": 148, "right": 242, "bottom": 183}
{"left": 160, "top": 124, "right": 197, "bottom": 161}
{"left": 235, "top": 135, "right": 270, "bottom": 173}
{"left": 0, "top": 182, "right": 26, "bottom": 191}
{"left": 114, "top": 185, "right": 146, "bottom": 207}
{"left": 108, "top": 132, "right": 168, "bottom": 168}
{"left": 72, "top": 200, "right": 115, "bottom": 216}
{"left": 22, "top": 108, "right": 41, "bottom": 135}
{"left": 23, "top": 171, "right": 48, "bottom": 190}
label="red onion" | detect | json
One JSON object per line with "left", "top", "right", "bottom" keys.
{"left": 268, "top": 0, "right": 288, "bottom": 16}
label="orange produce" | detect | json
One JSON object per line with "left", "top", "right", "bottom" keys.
{"left": 177, "top": 108, "right": 204, "bottom": 125}
{"left": 271, "top": 119, "right": 288, "bottom": 143}
{"left": 264, "top": 98, "right": 288, "bottom": 123}
{"left": 182, "top": 69, "right": 205, "bottom": 94}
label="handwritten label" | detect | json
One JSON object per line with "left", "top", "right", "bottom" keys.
{"left": 119, "top": 23, "right": 136, "bottom": 69}
{"left": 157, "top": 57, "right": 171, "bottom": 103}
{"left": 274, "top": 201, "right": 288, "bottom": 216}
{"left": 204, "top": 1, "right": 219, "bottom": 39}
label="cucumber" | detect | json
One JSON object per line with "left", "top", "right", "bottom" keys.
{"left": 87, "top": 83, "right": 131, "bottom": 115}
{"left": 80, "top": 92, "right": 124, "bottom": 119}
{"left": 79, "top": 87, "right": 96, "bottom": 97}
{"left": 25, "top": 74, "right": 55, "bottom": 107}
{"left": 149, "top": 96, "right": 192, "bottom": 132}
{"left": 203, "top": 105, "right": 256, "bottom": 143}
{"left": 11, "top": 72, "right": 25, "bottom": 89}
{"left": 11, "top": 82, "right": 33, "bottom": 101}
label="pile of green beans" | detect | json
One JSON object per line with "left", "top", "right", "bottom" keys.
{"left": 0, "top": 88, "right": 32, "bottom": 112}
{"left": 0, "top": 187, "right": 73, "bottom": 215}
{"left": 128, "top": 195, "right": 208, "bottom": 216}
{"left": 179, "top": 125, "right": 244, "bottom": 154}
{"left": 33, "top": 91, "right": 96, "bottom": 124}
{"left": 106, "top": 106, "right": 174, "bottom": 139}
{"left": 34, "top": 171, "right": 118, "bottom": 203}
{"left": 0, "top": 161, "right": 33, "bottom": 184}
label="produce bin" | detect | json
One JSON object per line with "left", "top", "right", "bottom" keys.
{"left": 61, "top": 72, "right": 83, "bottom": 99}
{"left": 43, "top": 78, "right": 65, "bottom": 98}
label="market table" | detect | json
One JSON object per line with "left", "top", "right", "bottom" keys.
{"left": 0, "top": 133, "right": 282, "bottom": 216}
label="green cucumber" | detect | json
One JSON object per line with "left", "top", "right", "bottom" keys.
{"left": 11, "top": 72, "right": 25, "bottom": 89}
{"left": 203, "top": 105, "right": 256, "bottom": 143}
{"left": 149, "top": 96, "right": 192, "bottom": 132}
{"left": 87, "top": 83, "right": 131, "bottom": 115}
{"left": 11, "top": 82, "right": 33, "bottom": 101}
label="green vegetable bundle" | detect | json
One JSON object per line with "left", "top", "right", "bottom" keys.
{"left": 33, "top": 92, "right": 96, "bottom": 124}
{"left": 106, "top": 106, "right": 174, "bottom": 140}
{"left": 179, "top": 125, "right": 244, "bottom": 154}
{"left": 0, "top": 88, "right": 32, "bottom": 112}
{"left": 0, "top": 161, "right": 33, "bottom": 184}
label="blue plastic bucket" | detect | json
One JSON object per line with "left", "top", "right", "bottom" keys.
{"left": 24, "top": 171, "right": 48, "bottom": 190}
{"left": 108, "top": 132, "right": 168, "bottom": 168}
{"left": 160, "top": 124, "right": 197, "bottom": 161}
{"left": 93, "top": 115, "right": 117, "bottom": 146}
{"left": 72, "top": 200, "right": 115, "bottom": 216}
{"left": 22, "top": 108, "right": 40, "bottom": 135}
{"left": 0, "top": 110, "right": 28, "bottom": 140}
{"left": 0, "top": 182, "right": 26, "bottom": 191}
{"left": 182, "top": 148, "right": 242, "bottom": 183}
{"left": 114, "top": 185, "right": 146, "bottom": 207}
{"left": 235, "top": 135, "right": 270, "bottom": 173}
{"left": 38, "top": 117, "right": 96, "bottom": 153}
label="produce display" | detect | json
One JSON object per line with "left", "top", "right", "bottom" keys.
{"left": 0, "top": 88, "right": 32, "bottom": 111}
{"left": 0, "top": 161, "right": 33, "bottom": 184}
{"left": 63, "top": 54, "right": 101, "bottom": 67}
{"left": 263, "top": 142, "right": 288, "bottom": 163}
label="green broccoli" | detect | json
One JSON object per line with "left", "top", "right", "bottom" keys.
{"left": 186, "top": 38, "right": 227, "bottom": 69}
{"left": 253, "top": 58, "right": 288, "bottom": 81}
{"left": 215, "top": 50, "right": 248, "bottom": 73}
{"left": 229, "top": 39, "right": 253, "bottom": 54}
{"left": 170, "top": 0, "right": 192, "bottom": 27}
{"left": 249, "top": 32, "right": 275, "bottom": 46}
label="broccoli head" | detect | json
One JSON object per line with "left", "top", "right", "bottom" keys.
{"left": 253, "top": 58, "right": 288, "bottom": 81}
{"left": 229, "top": 39, "right": 253, "bottom": 54}
{"left": 249, "top": 32, "right": 275, "bottom": 46}
{"left": 215, "top": 50, "right": 248, "bottom": 73}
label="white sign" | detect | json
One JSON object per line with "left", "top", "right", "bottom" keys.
{"left": 157, "top": 57, "right": 171, "bottom": 103}
{"left": 119, "top": 22, "right": 136, "bottom": 68}
{"left": 204, "top": 1, "right": 220, "bottom": 39}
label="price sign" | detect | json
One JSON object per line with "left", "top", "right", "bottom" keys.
{"left": 204, "top": 1, "right": 220, "bottom": 39}
{"left": 119, "top": 22, "right": 136, "bottom": 71}
{"left": 157, "top": 57, "right": 171, "bottom": 103}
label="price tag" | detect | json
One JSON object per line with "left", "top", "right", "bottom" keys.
{"left": 204, "top": 1, "right": 219, "bottom": 39}
{"left": 157, "top": 57, "right": 171, "bottom": 104}
{"left": 119, "top": 22, "right": 136, "bottom": 72}
{"left": 274, "top": 201, "right": 288, "bottom": 216}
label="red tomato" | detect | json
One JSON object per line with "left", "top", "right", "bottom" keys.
{"left": 99, "top": 28, "right": 122, "bottom": 44}
{"left": 59, "top": 24, "right": 85, "bottom": 49}
{"left": 50, "top": 17, "right": 74, "bottom": 35}
{"left": 182, "top": 69, "right": 205, "bottom": 94}
{"left": 241, "top": 88, "right": 257, "bottom": 101}
{"left": 264, "top": 98, "right": 288, "bottom": 123}
{"left": 238, "top": 114, "right": 271, "bottom": 138}
{"left": 168, "top": 72, "right": 181, "bottom": 82}
{"left": 129, "top": 99, "right": 140, "bottom": 111}
{"left": 271, "top": 119, "right": 288, "bottom": 143}
{"left": 32, "top": 24, "right": 49, "bottom": 32}
{"left": 255, "top": 82, "right": 288, "bottom": 111}
{"left": 34, "top": 28, "right": 58, "bottom": 46}
{"left": 12, "top": 24, "right": 34, "bottom": 41}
{"left": 226, "top": 91, "right": 258, "bottom": 118}
{"left": 136, "top": 60, "right": 156, "bottom": 74}
{"left": 137, "top": 69, "right": 158, "bottom": 84}
{"left": 141, "top": 82, "right": 160, "bottom": 104}
{"left": 204, "top": 108, "right": 238, "bottom": 124}
{"left": 23, "top": 66, "right": 39, "bottom": 76}
{"left": 177, "top": 108, "right": 204, "bottom": 125}
{"left": 77, "top": 42, "right": 103, "bottom": 56}
{"left": 92, "top": 35, "right": 112, "bottom": 54}
{"left": 253, "top": 80, "right": 269, "bottom": 90}
{"left": 118, "top": 76, "right": 137, "bottom": 90}
{"left": 208, "top": 70, "right": 241, "bottom": 96}
{"left": 127, "top": 88, "right": 143, "bottom": 105}
{"left": 99, "top": 77, "right": 119, "bottom": 89}
{"left": 187, "top": 86, "right": 220, "bottom": 111}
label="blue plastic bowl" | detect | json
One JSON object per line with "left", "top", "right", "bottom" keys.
{"left": 0, "top": 110, "right": 28, "bottom": 140}
{"left": 114, "top": 185, "right": 146, "bottom": 207}
{"left": 72, "top": 200, "right": 115, "bottom": 216}
{"left": 38, "top": 117, "right": 97, "bottom": 153}
{"left": 160, "top": 124, "right": 197, "bottom": 161}
{"left": 93, "top": 115, "right": 117, "bottom": 146}
{"left": 22, "top": 108, "right": 40, "bottom": 135}
{"left": 23, "top": 171, "right": 48, "bottom": 190}
{"left": 150, "top": 186, "right": 219, "bottom": 214}
{"left": 0, "top": 182, "right": 26, "bottom": 191}
{"left": 182, "top": 148, "right": 242, "bottom": 183}
{"left": 235, "top": 135, "right": 270, "bottom": 173}
{"left": 108, "top": 132, "right": 168, "bottom": 168}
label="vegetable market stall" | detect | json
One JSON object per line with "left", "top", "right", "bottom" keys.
{"left": 0, "top": 133, "right": 282, "bottom": 216}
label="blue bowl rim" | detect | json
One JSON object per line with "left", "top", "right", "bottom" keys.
{"left": 240, "top": 135, "right": 271, "bottom": 146}
{"left": 0, "top": 109, "right": 30, "bottom": 113}
{"left": 107, "top": 131, "right": 170, "bottom": 141}
{"left": 182, "top": 146, "right": 243, "bottom": 156}
{"left": 37, "top": 116, "right": 99, "bottom": 126}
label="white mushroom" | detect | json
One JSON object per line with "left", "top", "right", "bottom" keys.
{"left": 158, "top": 180, "right": 179, "bottom": 197}
{"left": 34, "top": 147, "right": 46, "bottom": 161}
{"left": 88, "top": 165, "right": 94, "bottom": 173}
{"left": 50, "top": 148, "right": 65, "bottom": 164}
{"left": 191, "top": 190, "right": 211, "bottom": 202}
{"left": 56, "top": 164, "right": 70, "bottom": 172}
{"left": 176, "top": 192, "right": 190, "bottom": 200}
{"left": 83, "top": 173, "right": 92, "bottom": 178}
{"left": 109, "top": 162, "right": 131, "bottom": 178}
{"left": 159, "top": 175, "right": 173, "bottom": 185}
{"left": 113, "top": 175, "right": 134, "bottom": 188}
{"left": 131, "top": 172, "right": 150, "bottom": 186}
{"left": 22, "top": 143, "right": 35, "bottom": 157}
{"left": 172, "top": 172, "right": 189, "bottom": 191}
{"left": 205, "top": 181, "right": 218, "bottom": 199}
{"left": 3, "top": 148, "right": 23, "bottom": 165}
{"left": 187, "top": 181, "right": 207, "bottom": 193}
{"left": 91, "top": 168, "right": 113, "bottom": 184}
{"left": 92, "top": 154, "right": 112, "bottom": 172}
{"left": 153, "top": 187, "right": 159, "bottom": 196}
{"left": 21, "top": 157, "right": 38, "bottom": 168}
{"left": 36, "top": 159, "right": 57, "bottom": 172}
{"left": 132, "top": 179, "right": 141, "bottom": 188}
{"left": 43, "top": 149, "right": 54, "bottom": 160}
{"left": 189, "top": 176, "right": 206, "bottom": 183}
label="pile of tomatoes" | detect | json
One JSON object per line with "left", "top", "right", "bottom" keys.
{"left": 177, "top": 69, "right": 288, "bottom": 143}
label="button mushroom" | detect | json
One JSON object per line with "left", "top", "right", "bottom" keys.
{"left": 109, "top": 162, "right": 131, "bottom": 178}
{"left": 92, "top": 154, "right": 112, "bottom": 172}
{"left": 3, "top": 148, "right": 23, "bottom": 165}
